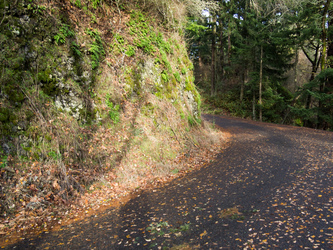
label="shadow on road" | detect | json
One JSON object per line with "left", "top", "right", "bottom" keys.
{"left": 5, "top": 115, "right": 333, "bottom": 249}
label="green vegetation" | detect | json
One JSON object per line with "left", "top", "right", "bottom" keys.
{"left": 0, "top": 155, "right": 8, "bottom": 169}
{"left": 74, "top": 0, "right": 82, "bottom": 8}
{"left": 125, "top": 45, "right": 135, "bottom": 57}
{"left": 0, "top": 0, "right": 217, "bottom": 234}
{"left": 54, "top": 24, "right": 75, "bottom": 45}
{"left": 106, "top": 94, "right": 120, "bottom": 124}
{"left": 127, "top": 10, "right": 173, "bottom": 56}
{"left": 27, "top": 3, "right": 46, "bottom": 14}
{"left": 189, "top": 0, "right": 333, "bottom": 130}
{"left": 71, "top": 42, "right": 82, "bottom": 57}
{"left": 146, "top": 221, "right": 191, "bottom": 237}
{"left": 86, "top": 29, "right": 105, "bottom": 69}
{"left": 90, "top": 0, "right": 102, "bottom": 9}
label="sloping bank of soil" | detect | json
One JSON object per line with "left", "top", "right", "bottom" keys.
{"left": 0, "top": 0, "right": 222, "bottom": 242}
{"left": 0, "top": 119, "right": 229, "bottom": 247}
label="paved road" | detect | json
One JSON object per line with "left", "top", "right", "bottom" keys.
{"left": 5, "top": 115, "right": 333, "bottom": 249}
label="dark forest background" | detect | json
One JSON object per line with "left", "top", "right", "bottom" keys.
{"left": 187, "top": 0, "right": 333, "bottom": 130}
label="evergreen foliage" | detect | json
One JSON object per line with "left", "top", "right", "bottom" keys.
{"left": 291, "top": 68, "right": 333, "bottom": 129}
{"left": 189, "top": 0, "right": 333, "bottom": 130}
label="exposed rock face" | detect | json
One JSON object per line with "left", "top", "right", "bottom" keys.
{"left": 0, "top": 1, "right": 213, "bottom": 229}
{"left": 185, "top": 90, "right": 199, "bottom": 119}
{"left": 0, "top": 0, "right": 201, "bottom": 163}
{"left": 140, "top": 59, "right": 162, "bottom": 89}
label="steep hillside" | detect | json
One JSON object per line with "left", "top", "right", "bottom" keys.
{"left": 0, "top": 0, "right": 224, "bottom": 236}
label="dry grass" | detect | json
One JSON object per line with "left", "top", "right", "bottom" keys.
{"left": 111, "top": 92, "right": 223, "bottom": 189}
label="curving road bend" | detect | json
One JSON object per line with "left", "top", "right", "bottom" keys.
{"left": 5, "top": 115, "right": 333, "bottom": 249}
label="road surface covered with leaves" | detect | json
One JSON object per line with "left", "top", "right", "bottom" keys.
{"left": 4, "top": 115, "right": 333, "bottom": 249}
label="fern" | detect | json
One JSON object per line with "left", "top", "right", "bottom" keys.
{"left": 54, "top": 24, "right": 74, "bottom": 45}
{"left": 125, "top": 45, "right": 135, "bottom": 57}
{"left": 90, "top": 0, "right": 102, "bottom": 9}
{"left": 106, "top": 94, "right": 120, "bottom": 124}
{"left": 173, "top": 72, "right": 181, "bottom": 82}
{"left": 54, "top": 33, "right": 66, "bottom": 45}
{"left": 74, "top": 0, "right": 82, "bottom": 8}
{"left": 71, "top": 42, "right": 81, "bottom": 57}
{"left": 86, "top": 29, "right": 105, "bottom": 69}
{"left": 89, "top": 41, "right": 105, "bottom": 69}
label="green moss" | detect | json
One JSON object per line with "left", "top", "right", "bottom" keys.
{"left": 171, "top": 76, "right": 178, "bottom": 86}
{"left": 154, "top": 91, "right": 163, "bottom": 99}
{"left": 161, "top": 72, "right": 169, "bottom": 83}
{"left": 125, "top": 45, "right": 135, "bottom": 57}
{"left": 141, "top": 103, "right": 156, "bottom": 116}
{"left": 0, "top": 108, "right": 10, "bottom": 122}
{"left": 173, "top": 72, "right": 181, "bottom": 82}
{"left": 106, "top": 94, "right": 120, "bottom": 124}
{"left": 9, "top": 114, "right": 17, "bottom": 124}
{"left": 188, "top": 116, "right": 196, "bottom": 127}
{"left": 38, "top": 68, "right": 53, "bottom": 82}
{"left": 4, "top": 84, "right": 25, "bottom": 104}
{"left": 0, "top": 1, "right": 6, "bottom": 9}
{"left": 38, "top": 69, "right": 58, "bottom": 96}
{"left": 124, "top": 67, "right": 142, "bottom": 96}
{"left": 185, "top": 78, "right": 194, "bottom": 91}
{"left": 184, "top": 75, "right": 202, "bottom": 118}
{"left": 189, "top": 62, "right": 194, "bottom": 71}
{"left": 0, "top": 123, "right": 12, "bottom": 136}
{"left": 3, "top": 68, "right": 15, "bottom": 81}
{"left": 161, "top": 51, "right": 172, "bottom": 72}
{"left": 10, "top": 57, "right": 24, "bottom": 69}
{"left": 26, "top": 110, "right": 34, "bottom": 121}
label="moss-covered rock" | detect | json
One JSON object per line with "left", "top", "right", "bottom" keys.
{"left": 0, "top": 108, "right": 10, "bottom": 122}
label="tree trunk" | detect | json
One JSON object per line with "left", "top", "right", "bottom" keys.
{"left": 304, "top": 64, "right": 317, "bottom": 127}
{"left": 294, "top": 46, "right": 299, "bottom": 92}
{"left": 305, "top": 66, "right": 316, "bottom": 110}
{"left": 302, "top": 44, "right": 320, "bottom": 128}
{"left": 241, "top": 0, "right": 250, "bottom": 103}
{"left": 211, "top": 15, "right": 217, "bottom": 97}
{"left": 227, "top": 26, "right": 231, "bottom": 65}
{"left": 241, "top": 69, "right": 248, "bottom": 102}
{"left": 321, "top": 0, "right": 331, "bottom": 74}
{"left": 227, "top": 0, "right": 232, "bottom": 66}
{"left": 252, "top": 91, "right": 256, "bottom": 121}
{"left": 316, "top": 1, "right": 331, "bottom": 128}
{"left": 259, "top": 45, "right": 263, "bottom": 122}
{"left": 328, "top": 8, "right": 333, "bottom": 89}
{"left": 328, "top": 6, "right": 333, "bottom": 69}
{"left": 219, "top": 13, "right": 224, "bottom": 95}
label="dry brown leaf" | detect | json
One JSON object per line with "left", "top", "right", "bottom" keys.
{"left": 53, "top": 180, "right": 60, "bottom": 190}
